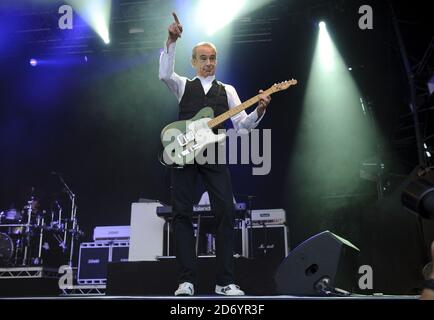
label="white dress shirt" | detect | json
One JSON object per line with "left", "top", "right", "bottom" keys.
{"left": 159, "top": 42, "right": 265, "bottom": 133}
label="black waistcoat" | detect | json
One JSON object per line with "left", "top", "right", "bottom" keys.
{"left": 179, "top": 78, "right": 229, "bottom": 129}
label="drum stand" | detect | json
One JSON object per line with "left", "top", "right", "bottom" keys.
{"left": 22, "top": 199, "right": 33, "bottom": 265}
{"left": 51, "top": 201, "right": 63, "bottom": 230}
{"left": 36, "top": 217, "right": 44, "bottom": 265}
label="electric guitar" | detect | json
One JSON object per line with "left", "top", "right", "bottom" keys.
{"left": 160, "top": 79, "right": 297, "bottom": 166}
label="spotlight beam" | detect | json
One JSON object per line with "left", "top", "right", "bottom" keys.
{"left": 66, "top": 0, "right": 112, "bottom": 45}
{"left": 195, "top": 0, "right": 246, "bottom": 36}
{"left": 288, "top": 19, "right": 380, "bottom": 202}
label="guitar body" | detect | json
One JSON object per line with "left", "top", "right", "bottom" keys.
{"left": 161, "top": 107, "right": 226, "bottom": 166}
{"left": 160, "top": 79, "right": 297, "bottom": 167}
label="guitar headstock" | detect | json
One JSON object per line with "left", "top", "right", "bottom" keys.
{"left": 270, "top": 79, "right": 298, "bottom": 93}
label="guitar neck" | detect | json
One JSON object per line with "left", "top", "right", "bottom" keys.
{"left": 207, "top": 86, "right": 275, "bottom": 129}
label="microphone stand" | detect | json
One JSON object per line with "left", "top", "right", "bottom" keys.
{"left": 53, "top": 173, "right": 78, "bottom": 267}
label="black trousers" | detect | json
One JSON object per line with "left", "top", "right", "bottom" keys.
{"left": 171, "top": 163, "right": 235, "bottom": 286}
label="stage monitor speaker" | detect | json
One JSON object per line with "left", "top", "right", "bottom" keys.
{"left": 275, "top": 230, "right": 360, "bottom": 295}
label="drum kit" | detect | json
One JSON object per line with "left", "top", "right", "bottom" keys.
{"left": 0, "top": 184, "right": 83, "bottom": 268}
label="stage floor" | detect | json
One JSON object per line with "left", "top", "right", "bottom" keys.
{"left": 0, "top": 294, "right": 420, "bottom": 300}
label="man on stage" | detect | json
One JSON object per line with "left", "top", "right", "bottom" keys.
{"left": 159, "top": 12, "right": 271, "bottom": 296}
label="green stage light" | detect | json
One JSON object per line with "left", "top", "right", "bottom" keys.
{"left": 287, "top": 21, "right": 380, "bottom": 201}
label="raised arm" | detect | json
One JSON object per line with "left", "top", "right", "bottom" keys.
{"left": 159, "top": 12, "right": 187, "bottom": 102}
{"left": 166, "top": 12, "right": 183, "bottom": 49}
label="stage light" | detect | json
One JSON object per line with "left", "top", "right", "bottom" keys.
{"left": 319, "top": 21, "right": 326, "bottom": 29}
{"left": 66, "top": 0, "right": 111, "bottom": 45}
{"left": 287, "top": 11, "right": 378, "bottom": 203}
{"left": 317, "top": 21, "right": 334, "bottom": 72}
{"left": 402, "top": 167, "right": 434, "bottom": 219}
{"left": 94, "top": 12, "right": 110, "bottom": 44}
{"left": 29, "top": 59, "right": 38, "bottom": 67}
{"left": 195, "top": 0, "right": 246, "bottom": 35}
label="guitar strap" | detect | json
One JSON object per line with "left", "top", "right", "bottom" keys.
{"left": 217, "top": 81, "right": 223, "bottom": 99}
{"left": 215, "top": 80, "right": 227, "bottom": 115}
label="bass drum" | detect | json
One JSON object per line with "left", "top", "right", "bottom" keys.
{"left": 0, "top": 233, "right": 14, "bottom": 266}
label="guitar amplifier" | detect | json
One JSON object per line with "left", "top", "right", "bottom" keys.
{"left": 78, "top": 241, "right": 129, "bottom": 285}
{"left": 247, "top": 209, "right": 286, "bottom": 226}
{"left": 93, "top": 226, "right": 130, "bottom": 241}
{"left": 236, "top": 224, "right": 289, "bottom": 265}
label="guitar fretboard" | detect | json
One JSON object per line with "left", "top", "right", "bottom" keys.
{"left": 207, "top": 87, "right": 275, "bottom": 129}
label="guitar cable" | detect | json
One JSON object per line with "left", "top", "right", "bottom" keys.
{"left": 158, "top": 149, "right": 184, "bottom": 169}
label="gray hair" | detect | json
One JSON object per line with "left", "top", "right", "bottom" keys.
{"left": 192, "top": 42, "right": 217, "bottom": 59}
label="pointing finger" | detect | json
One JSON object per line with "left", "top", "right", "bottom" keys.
{"left": 172, "top": 12, "right": 181, "bottom": 25}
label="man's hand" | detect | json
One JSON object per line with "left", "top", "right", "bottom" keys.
{"left": 167, "top": 12, "right": 183, "bottom": 47}
{"left": 257, "top": 89, "right": 271, "bottom": 118}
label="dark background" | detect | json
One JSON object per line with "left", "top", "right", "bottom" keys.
{"left": 0, "top": 0, "right": 433, "bottom": 294}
